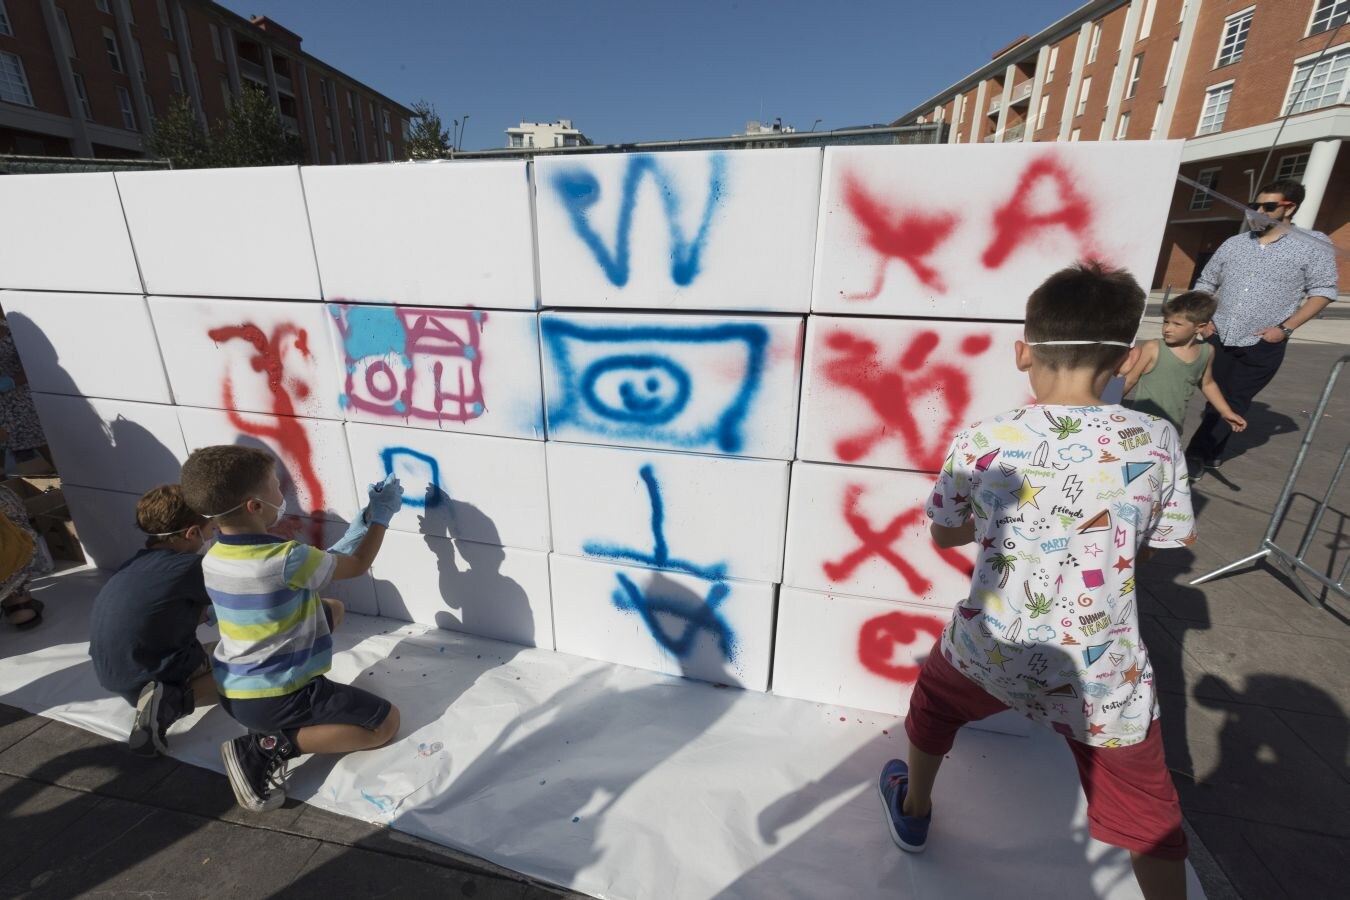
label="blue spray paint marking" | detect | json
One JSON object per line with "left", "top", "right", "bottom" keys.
{"left": 583, "top": 464, "right": 734, "bottom": 659}
{"left": 333, "top": 305, "right": 410, "bottom": 368}
{"left": 380, "top": 446, "right": 443, "bottom": 509}
{"left": 551, "top": 153, "right": 727, "bottom": 287}
{"left": 541, "top": 319, "right": 767, "bottom": 453}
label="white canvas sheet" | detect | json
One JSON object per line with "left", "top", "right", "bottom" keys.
{"left": 0, "top": 569, "right": 1205, "bottom": 900}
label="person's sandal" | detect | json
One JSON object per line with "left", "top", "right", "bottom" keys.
{"left": 2, "top": 596, "right": 43, "bottom": 630}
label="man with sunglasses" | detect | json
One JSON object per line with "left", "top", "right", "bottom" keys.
{"left": 1185, "top": 178, "right": 1339, "bottom": 475}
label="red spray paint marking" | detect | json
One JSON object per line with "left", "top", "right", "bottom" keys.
{"left": 858, "top": 610, "right": 946, "bottom": 683}
{"left": 842, "top": 172, "right": 960, "bottom": 300}
{"left": 823, "top": 486, "right": 975, "bottom": 594}
{"left": 981, "top": 156, "right": 1098, "bottom": 269}
{"left": 823, "top": 329, "right": 988, "bottom": 471}
{"left": 208, "top": 323, "right": 326, "bottom": 547}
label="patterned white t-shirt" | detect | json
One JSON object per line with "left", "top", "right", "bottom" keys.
{"left": 926, "top": 404, "right": 1196, "bottom": 748}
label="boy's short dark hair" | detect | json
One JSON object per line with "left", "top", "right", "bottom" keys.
{"left": 137, "top": 484, "right": 207, "bottom": 544}
{"left": 1161, "top": 290, "right": 1217, "bottom": 324}
{"left": 1025, "top": 261, "right": 1146, "bottom": 373}
{"left": 180, "top": 445, "right": 276, "bottom": 522}
{"left": 1257, "top": 178, "right": 1304, "bottom": 209}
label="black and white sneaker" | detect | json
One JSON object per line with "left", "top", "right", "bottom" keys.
{"left": 221, "top": 734, "right": 289, "bottom": 812}
{"left": 128, "top": 681, "right": 168, "bottom": 757}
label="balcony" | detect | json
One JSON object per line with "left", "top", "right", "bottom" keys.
{"left": 1004, "top": 122, "right": 1026, "bottom": 142}
{"left": 982, "top": 132, "right": 997, "bottom": 142}
{"left": 280, "top": 113, "right": 300, "bottom": 134}
{"left": 1011, "top": 80, "right": 1033, "bottom": 105}
{"left": 239, "top": 58, "right": 265, "bottom": 84}
{"left": 987, "top": 97, "right": 1002, "bottom": 117}
{"left": 275, "top": 72, "right": 293, "bottom": 95}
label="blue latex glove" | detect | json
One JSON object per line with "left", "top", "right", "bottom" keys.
{"left": 366, "top": 473, "right": 404, "bottom": 526}
{"left": 0, "top": 375, "right": 15, "bottom": 393}
{"left": 327, "top": 509, "right": 371, "bottom": 556}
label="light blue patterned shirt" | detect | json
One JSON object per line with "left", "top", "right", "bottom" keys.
{"left": 1194, "top": 229, "right": 1339, "bottom": 347}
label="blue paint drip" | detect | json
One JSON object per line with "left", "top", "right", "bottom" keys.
{"left": 380, "top": 446, "right": 443, "bottom": 509}
{"left": 551, "top": 153, "right": 726, "bottom": 287}
{"left": 541, "top": 319, "right": 767, "bottom": 454}
{"left": 337, "top": 305, "right": 410, "bottom": 369}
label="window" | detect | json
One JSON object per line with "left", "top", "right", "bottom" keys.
{"left": 1196, "top": 82, "right": 1232, "bottom": 134}
{"left": 401, "top": 118, "right": 410, "bottom": 140}
{"left": 1150, "top": 100, "right": 1164, "bottom": 138}
{"left": 117, "top": 85, "right": 136, "bottom": 129}
{"left": 1163, "top": 38, "right": 1178, "bottom": 87}
{"left": 133, "top": 38, "right": 145, "bottom": 81}
{"left": 1276, "top": 152, "right": 1310, "bottom": 180}
{"left": 102, "top": 27, "right": 123, "bottom": 72}
{"left": 1284, "top": 47, "right": 1350, "bottom": 115}
{"left": 220, "top": 76, "right": 231, "bottom": 108}
{"left": 385, "top": 138, "right": 393, "bottom": 158}
{"left": 96, "top": 0, "right": 110, "bottom": 12}
{"left": 0, "top": 0, "right": 11, "bottom": 38}
{"left": 56, "top": 8, "right": 75, "bottom": 57}
{"left": 167, "top": 53, "right": 182, "bottom": 94}
{"left": 508, "top": 134, "right": 523, "bottom": 148}
{"left": 1070, "top": 127, "right": 1082, "bottom": 141}
{"left": 1046, "top": 45, "right": 1058, "bottom": 83}
{"left": 73, "top": 72, "right": 92, "bottom": 120}
{"left": 1087, "top": 21, "right": 1102, "bottom": 63}
{"left": 0, "top": 50, "right": 32, "bottom": 105}
{"left": 1076, "top": 75, "right": 1092, "bottom": 116}
{"left": 1139, "top": 0, "right": 1156, "bottom": 39}
{"left": 145, "top": 93, "right": 154, "bottom": 121}
{"left": 382, "top": 109, "right": 391, "bottom": 133}
{"left": 1115, "top": 110, "right": 1131, "bottom": 139}
{"left": 210, "top": 24, "right": 223, "bottom": 61}
{"left": 1190, "top": 167, "right": 1220, "bottom": 210}
{"left": 1036, "top": 93, "right": 1050, "bottom": 129}
{"left": 1309, "top": 0, "right": 1348, "bottom": 36}
{"left": 1216, "top": 8, "right": 1253, "bottom": 67}
{"left": 157, "top": 0, "right": 172, "bottom": 40}
{"left": 318, "top": 77, "right": 330, "bottom": 106}
{"left": 1127, "top": 53, "right": 1144, "bottom": 98}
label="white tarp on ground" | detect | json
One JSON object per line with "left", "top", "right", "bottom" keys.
{"left": 0, "top": 569, "right": 1204, "bottom": 900}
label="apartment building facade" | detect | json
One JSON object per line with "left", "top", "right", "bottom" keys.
{"left": 0, "top": 0, "right": 413, "bottom": 164}
{"left": 895, "top": 0, "right": 1348, "bottom": 292}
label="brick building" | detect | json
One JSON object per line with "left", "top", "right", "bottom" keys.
{"left": 0, "top": 0, "right": 413, "bottom": 164}
{"left": 895, "top": 0, "right": 1348, "bottom": 292}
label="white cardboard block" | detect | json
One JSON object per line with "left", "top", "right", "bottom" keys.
{"left": 549, "top": 553, "right": 775, "bottom": 690}
{"left": 811, "top": 141, "right": 1184, "bottom": 318}
{"left": 540, "top": 311, "right": 803, "bottom": 459}
{"left": 784, "top": 461, "right": 976, "bottom": 606}
{"left": 328, "top": 304, "right": 544, "bottom": 440}
{"left": 61, "top": 486, "right": 145, "bottom": 570}
{"left": 314, "top": 521, "right": 379, "bottom": 617}
{"left": 797, "top": 317, "right": 1032, "bottom": 472}
{"left": 345, "top": 422, "right": 549, "bottom": 550}
{"left": 149, "top": 297, "right": 344, "bottom": 420}
{"left": 32, "top": 394, "right": 188, "bottom": 495}
{"left": 1, "top": 291, "right": 171, "bottom": 403}
{"left": 535, "top": 148, "right": 821, "bottom": 311}
{"left": 547, "top": 442, "right": 789, "bottom": 584}
{"left": 371, "top": 529, "right": 553, "bottom": 649}
{"left": 115, "top": 166, "right": 321, "bottom": 299}
{"left": 303, "top": 161, "right": 538, "bottom": 309}
{"left": 176, "top": 405, "right": 360, "bottom": 525}
{"left": 772, "top": 587, "right": 1029, "bottom": 735}
{"left": 0, "top": 173, "right": 142, "bottom": 293}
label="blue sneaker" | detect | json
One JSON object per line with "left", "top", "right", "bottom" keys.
{"left": 878, "top": 759, "right": 931, "bottom": 852}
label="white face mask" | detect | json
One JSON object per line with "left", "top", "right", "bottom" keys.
{"left": 206, "top": 496, "right": 287, "bottom": 527}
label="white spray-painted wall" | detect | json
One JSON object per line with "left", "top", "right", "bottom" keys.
{"left": 0, "top": 141, "right": 1183, "bottom": 716}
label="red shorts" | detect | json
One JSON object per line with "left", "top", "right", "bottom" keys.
{"left": 905, "top": 642, "right": 1188, "bottom": 861}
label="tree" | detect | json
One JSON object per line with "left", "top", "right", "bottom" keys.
{"left": 145, "top": 93, "right": 213, "bottom": 169}
{"left": 406, "top": 100, "right": 451, "bottom": 159}
{"left": 212, "top": 84, "right": 305, "bottom": 168}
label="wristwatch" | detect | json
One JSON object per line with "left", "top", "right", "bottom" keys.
{"left": 1279, "top": 325, "right": 1295, "bottom": 338}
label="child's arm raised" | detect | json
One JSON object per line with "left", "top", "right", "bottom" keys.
{"left": 331, "top": 474, "right": 404, "bottom": 580}
{"left": 1120, "top": 340, "right": 1158, "bottom": 396}
{"left": 1199, "top": 349, "right": 1247, "bottom": 432}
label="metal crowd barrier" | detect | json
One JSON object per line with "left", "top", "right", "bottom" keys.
{"left": 1190, "top": 354, "right": 1350, "bottom": 609}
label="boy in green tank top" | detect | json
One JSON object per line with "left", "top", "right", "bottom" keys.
{"left": 1123, "top": 291, "right": 1246, "bottom": 448}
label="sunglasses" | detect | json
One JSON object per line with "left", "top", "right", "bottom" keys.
{"left": 1247, "top": 201, "right": 1292, "bottom": 212}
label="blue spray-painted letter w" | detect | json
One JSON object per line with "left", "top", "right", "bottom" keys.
{"left": 551, "top": 154, "right": 726, "bottom": 287}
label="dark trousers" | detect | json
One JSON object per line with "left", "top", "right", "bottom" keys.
{"left": 1186, "top": 337, "right": 1287, "bottom": 460}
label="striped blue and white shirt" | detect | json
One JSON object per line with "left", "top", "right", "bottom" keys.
{"left": 1195, "top": 228, "right": 1339, "bottom": 347}
{"left": 202, "top": 534, "right": 338, "bottom": 700}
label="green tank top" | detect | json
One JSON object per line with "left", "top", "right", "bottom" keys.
{"left": 1126, "top": 339, "right": 1210, "bottom": 433}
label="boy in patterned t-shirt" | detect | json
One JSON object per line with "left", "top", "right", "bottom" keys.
{"left": 877, "top": 263, "right": 1196, "bottom": 900}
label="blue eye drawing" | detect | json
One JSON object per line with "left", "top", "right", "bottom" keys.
{"left": 541, "top": 318, "right": 767, "bottom": 454}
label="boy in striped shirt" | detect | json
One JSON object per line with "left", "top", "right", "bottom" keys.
{"left": 181, "top": 445, "right": 404, "bottom": 812}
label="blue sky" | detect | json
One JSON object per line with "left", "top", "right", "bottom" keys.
{"left": 218, "top": 0, "right": 1081, "bottom": 150}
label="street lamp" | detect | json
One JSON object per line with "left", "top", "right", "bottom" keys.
{"left": 458, "top": 114, "right": 470, "bottom": 150}
{"left": 810, "top": 118, "right": 823, "bottom": 132}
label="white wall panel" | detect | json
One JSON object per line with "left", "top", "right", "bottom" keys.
{"left": 32, "top": 394, "right": 187, "bottom": 495}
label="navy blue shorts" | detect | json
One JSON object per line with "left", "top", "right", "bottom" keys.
{"left": 221, "top": 676, "right": 391, "bottom": 735}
